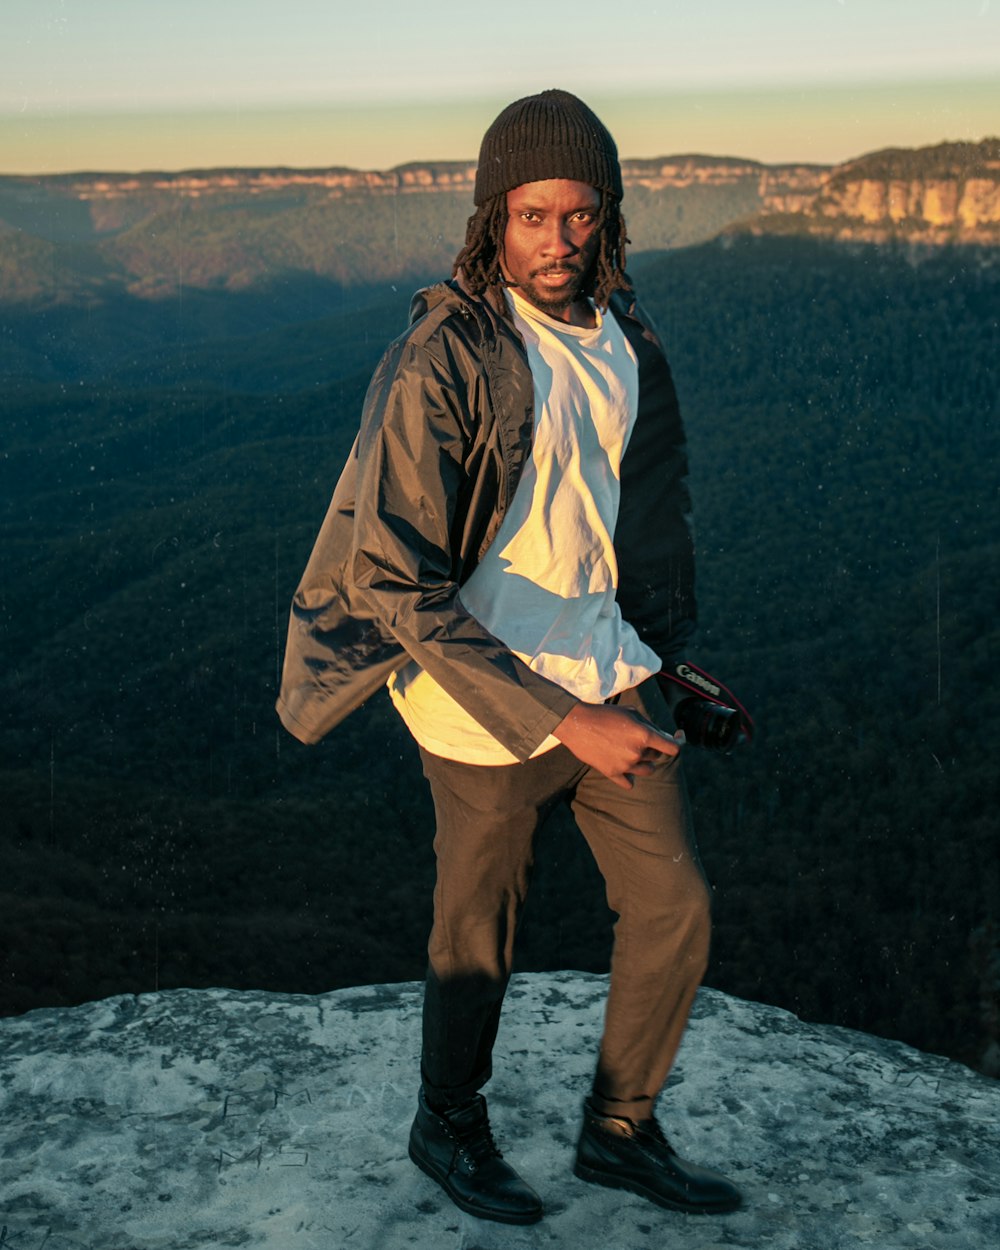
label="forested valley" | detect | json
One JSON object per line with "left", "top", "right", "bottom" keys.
{"left": 2, "top": 232, "right": 997, "bottom": 1076}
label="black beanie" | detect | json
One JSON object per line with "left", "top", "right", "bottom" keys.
{"left": 474, "top": 89, "right": 622, "bottom": 206}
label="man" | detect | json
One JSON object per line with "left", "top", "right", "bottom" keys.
{"left": 277, "top": 89, "right": 749, "bottom": 1225}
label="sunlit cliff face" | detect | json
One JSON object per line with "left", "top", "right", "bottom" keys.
{"left": 17, "top": 140, "right": 1000, "bottom": 239}
{"left": 816, "top": 176, "right": 1000, "bottom": 227}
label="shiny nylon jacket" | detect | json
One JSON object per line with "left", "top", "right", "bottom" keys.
{"left": 276, "top": 280, "right": 696, "bottom": 762}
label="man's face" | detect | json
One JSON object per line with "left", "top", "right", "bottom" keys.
{"left": 501, "top": 179, "right": 602, "bottom": 322}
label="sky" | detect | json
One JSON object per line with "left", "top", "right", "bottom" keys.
{"left": 0, "top": 0, "right": 997, "bottom": 174}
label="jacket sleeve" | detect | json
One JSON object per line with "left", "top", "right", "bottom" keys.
{"left": 349, "top": 330, "right": 578, "bottom": 761}
{"left": 615, "top": 307, "right": 698, "bottom": 677}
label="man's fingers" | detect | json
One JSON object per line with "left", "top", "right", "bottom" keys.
{"left": 643, "top": 731, "right": 682, "bottom": 757}
{"left": 553, "top": 701, "right": 682, "bottom": 783}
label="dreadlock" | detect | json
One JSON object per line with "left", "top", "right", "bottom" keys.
{"left": 452, "top": 192, "right": 633, "bottom": 313}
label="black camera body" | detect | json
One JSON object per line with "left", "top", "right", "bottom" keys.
{"left": 673, "top": 697, "right": 742, "bottom": 752}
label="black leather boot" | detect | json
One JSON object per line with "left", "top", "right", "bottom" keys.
{"left": 408, "top": 1089, "right": 544, "bottom": 1225}
{"left": 574, "top": 1099, "right": 742, "bottom": 1214}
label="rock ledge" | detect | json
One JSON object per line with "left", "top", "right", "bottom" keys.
{"left": 1, "top": 972, "right": 996, "bottom": 1249}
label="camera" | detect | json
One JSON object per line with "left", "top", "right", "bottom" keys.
{"left": 673, "top": 697, "right": 742, "bottom": 752}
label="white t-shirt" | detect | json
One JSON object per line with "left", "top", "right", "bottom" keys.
{"left": 388, "top": 288, "right": 662, "bottom": 763}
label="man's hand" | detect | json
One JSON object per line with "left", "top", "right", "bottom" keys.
{"left": 553, "top": 701, "right": 682, "bottom": 790}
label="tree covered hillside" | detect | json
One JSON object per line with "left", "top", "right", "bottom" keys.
{"left": 637, "top": 238, "right": 998, "bottom": 1065}
{"left": 1, "top": 237, "right": 997, "bottom": 1074}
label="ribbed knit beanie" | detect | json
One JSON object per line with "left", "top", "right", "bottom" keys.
{"left": 474, "top": 89, "right": 622, "bottom": 206}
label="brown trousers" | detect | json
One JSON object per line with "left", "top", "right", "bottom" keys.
{"left": 418, "top": 680, "right": 711, "bottom": 1123}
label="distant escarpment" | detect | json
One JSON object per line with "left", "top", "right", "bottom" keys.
{"left": 735, "top": 138, "right": 1000, "bottom": 244}
{"left": 0, "top": 139, "right": 996, "bottom": 308}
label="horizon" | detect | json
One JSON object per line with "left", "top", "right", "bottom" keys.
{"left": 2, "top": 118, "right": 998, "bottom": 182}
{"left": 1, "top": 1, "right": 998, "bottom": 176}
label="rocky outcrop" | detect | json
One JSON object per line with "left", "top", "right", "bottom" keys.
{"left": 743, "top": 139, "right": 1000, "bottom": 243}
{"left": 0, "top": 971, "right": 997, "bottom": 1249}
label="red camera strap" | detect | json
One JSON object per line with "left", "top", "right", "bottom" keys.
{"left": 659, "top": 661, "right": 755, "bottom": 743}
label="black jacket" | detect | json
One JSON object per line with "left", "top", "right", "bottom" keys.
{"left": 276, "top": 280, "right": 696, "bottom": 761}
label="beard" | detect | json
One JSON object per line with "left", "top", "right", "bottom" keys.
{"left": 512, "top": 265, "right": 588, "bottom": 317}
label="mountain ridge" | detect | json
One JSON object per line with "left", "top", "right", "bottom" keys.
{"left": 1, "top": 139, "right": 996, "bottom": 284}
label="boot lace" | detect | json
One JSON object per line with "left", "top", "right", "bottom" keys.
{"left": 445, "top": 1101, "right": 504, "bottom": 1173}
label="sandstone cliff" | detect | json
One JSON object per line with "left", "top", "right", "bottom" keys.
{"left": 743, "top": 138, "right": 1000, "bottom": 243}
{"left": 3, "top": 138, "right": 997, "bottom": 246}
